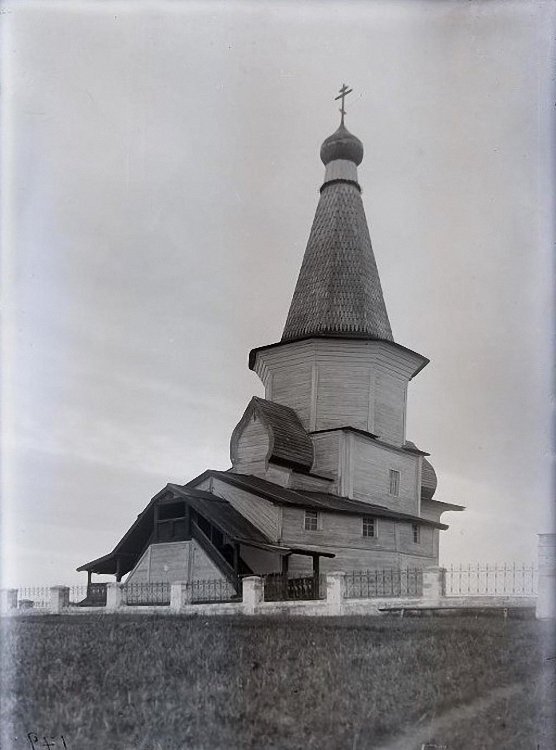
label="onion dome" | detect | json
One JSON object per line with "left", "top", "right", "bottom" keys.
{"left": 320, "top": 123, "right": 364, "bottom": 166}
{"left": 421, "top": 458, "right": 438, "bottom": 501}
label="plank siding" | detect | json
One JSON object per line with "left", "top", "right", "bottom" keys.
{"left": 351, "top": 435, "right": 420, "bottom": 514}
{"left": 373, "top": 367, "right": 406, "bottom": 446}
{"left": 210, "top": 478, "right": 281, "bottom": 541}
{"left": 126, "top": 541, "right": 226, "bottom": 583}
{"left": 281, "top": 506, "right": 396, "bottom": 552}
{"left": 267, "top": 359, "right": 313, "bottom": 428}
{"left": 315, "top": 362, "right": 370, "bottom": 431}
{"left": 289, "top": 472, "right": 333, "bottom": 492}
{"left": 281, "top": 504, "right": 437, "bottom": 574}
{"left": 311, "top": 431, "right": 341, "bottom": 479}
{"left": 231, "top": 417, "right": 270, "bottom": 471}
{"left": 254, "top": 339, "right": 423, "bottom": 441}
{"left": 419, "top": 500, "right": 445, "bottom": 523}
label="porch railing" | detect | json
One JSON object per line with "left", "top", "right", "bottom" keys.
{"left": 344, "top": 569, "right": 423, "bottom": 599}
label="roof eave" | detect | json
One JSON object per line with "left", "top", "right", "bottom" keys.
{"left": 249, "top": 336, "right": 429, "bottom": 378}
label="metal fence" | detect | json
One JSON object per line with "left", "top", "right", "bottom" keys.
{"left": 263, "top": 573, "right": 326, "bottom": 602}
{"left": 187, "top": 578, "right": 240, "bottom": 603}
{"left": 123, "top": 582, "right": 171, "bottom": 606}
{"left": 443, "top": 563, "right": 537, "bottom": 597}
{"left": 16, "top": 587, "right": 51, "bottom": 610}
{"left": 121, "top": 579, "right": 240, "bottom": 605}
{"left": 344, "top": 569, "right": 423, "bottom": 599}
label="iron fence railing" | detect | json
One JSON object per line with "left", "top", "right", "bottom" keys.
{"left": 69, "top": 585, "right": 88, "bottom": 605}
{"left": 443, "top": 563, "right": 537, "bottom": 597}
{"left": 17, "top": 587, "right": 51, "bottom": 610}
{"left": 188, "top": 578, "right": 241, "bottom": 603}
{"left": 263, "top": 573, "right": 326, "bottom": 602}
{"left": 123, "top": 582, "right": 171, "bottom": 606}
{"left": 344, "top": 569, "right": 423, "bottom": 599}
{"left": 68, "top": 583, "right": 107, "bottom": 607}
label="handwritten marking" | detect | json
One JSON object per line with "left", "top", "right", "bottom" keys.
{"left": 27, "top": 734, "right": 68, "bottom": 749}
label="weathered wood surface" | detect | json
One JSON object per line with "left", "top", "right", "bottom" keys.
{"left": 126, "top": 541, "right": 225, "bottom": 584}
{"left": 209, "top": 477, "right": 282, "bottom": 542}
{"left": 253, "top": 339, "right": 422, "bottom": 446}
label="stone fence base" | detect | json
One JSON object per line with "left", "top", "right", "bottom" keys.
{"left": 0, "top": 569, "right": 539, "bottom": 618}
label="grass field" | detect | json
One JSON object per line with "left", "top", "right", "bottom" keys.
{"left": 1, "top": 613, "right": 554, "bottom": 750}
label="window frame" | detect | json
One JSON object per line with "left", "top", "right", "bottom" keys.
{"left": 304, "top": 509, "right": 319, "bottom": 532}
{"left": 412, "top": 522, "right": 421, "bottom": 544}
{"left": 389, "top": 469, "right": 401, "bottom": 496}
{"left": 362, "top": 515, "right": 377, "bottom": 538}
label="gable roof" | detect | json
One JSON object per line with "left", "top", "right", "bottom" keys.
{"left": 77, "top": 485, "right": 286, "bottom": 576}
{"left": 167, "top": 485, "right": 282, "bottom": 550}
{"left": 230, "top": 396, "right": 314, "bottom": 471}
{"left": 77, "top": 482, "right": 337, "bottom": 576}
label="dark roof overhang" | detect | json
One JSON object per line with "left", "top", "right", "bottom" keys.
{"left": 248, "top": 336, "right": 429, "bottom": 379}
{"left": 421, "top": 498, "right": 465, "bottom": 512}
{"left": 193, "top": 470, "right": 448, "bottom": 530}
{"left": 310, "top": 427, "right": 431, "bottom": 457}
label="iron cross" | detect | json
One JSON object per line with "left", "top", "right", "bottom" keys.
{"left": 335, "top": 83, "right": 353, "bottom": 125}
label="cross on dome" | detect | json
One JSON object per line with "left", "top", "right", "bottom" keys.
{"left": 335, "top": 83, "right": 353, "bottom": 126}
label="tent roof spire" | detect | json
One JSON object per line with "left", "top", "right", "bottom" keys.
{"left": 281, "top": 88, "right": 393, "bottom": 343}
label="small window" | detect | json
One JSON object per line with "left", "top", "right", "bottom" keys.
{"left": 304, "top": 510, "right": 319, "bottom": 531}
{"left": 389, "top": 469, "right": 400, "bottom": 496}
{"left": 362, "top": 516, "right": 377, "bottom": 538}
{"left": 412, "top": 523, "right": 420, "bottom": 544}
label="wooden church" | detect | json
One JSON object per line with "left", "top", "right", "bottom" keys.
{"left": 79, "top": 89, "right": 463, "bottom": 589}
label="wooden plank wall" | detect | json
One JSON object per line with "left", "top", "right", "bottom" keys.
{"left": 125, "top": 541, "right": 226, "bottom": 583}
{"left": 210, "top": 478, "right": 282, "bottom": 542}
{"left": 280, "top": 506, "right": 436, "bottom": 573}
{"left": 254, "top": 339, "right": 423, "bottom": 446}
{"left": 268, "top": 352, "right": 313, "bottom": 428}
{"left": 351, "top": 435, "right": 420, "bottom": 514}
{"left": 231, "top": 415, "right": 270, "bottom": 473}
{"left": 310, "top": 431, "right": 340, "bottom": 478}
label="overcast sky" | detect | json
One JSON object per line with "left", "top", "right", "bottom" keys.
{"left": 1, "top": 0, "right": 554, "bottom": 585}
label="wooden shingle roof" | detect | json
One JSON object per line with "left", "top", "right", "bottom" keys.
{"left": 282, "top": 180, "right": 393, "bottom": 342}
{"left": 230, "top": 396, "right": 314, "bottom": 471}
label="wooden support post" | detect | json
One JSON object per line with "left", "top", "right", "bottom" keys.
{"left": 281, "top": 554, "right": 290, "bottom": 600}
{"left": 233, "top": 543, "right": 240, "bottom": 575}
{"left": 153, "top": 504, "right": 159, "bottom": 543}
{"left": 313, "top": 554, "right": 320, "bottom": 599}
{"left": 115, "top": 557, "right": 122, "bottom": 582}
{"left": 184, "top": 504, "right": 191, "bottom": 540}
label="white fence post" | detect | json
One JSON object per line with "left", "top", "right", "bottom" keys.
{"left": 106, "top": 582, "right": 123, "bottom": 611}
{"left": 422, "top": 567, "right": 445, "bottom": 601}
{"left": 326, "top": 572, "right": 346, "bottom": 615}
{"left": 49, "top": 586, "right": 70, "bottom": 613}
{"left": 242, "top": 576, "right": 263, "bottom": 615}
{"left": 0, "top": 589, "right": 18, "bottom": 614}
{"left": 170, "top": 581, "right": 193, "bottom": 612}
{"left": 537, "top": 534, "right": 556, "bottom": 619}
